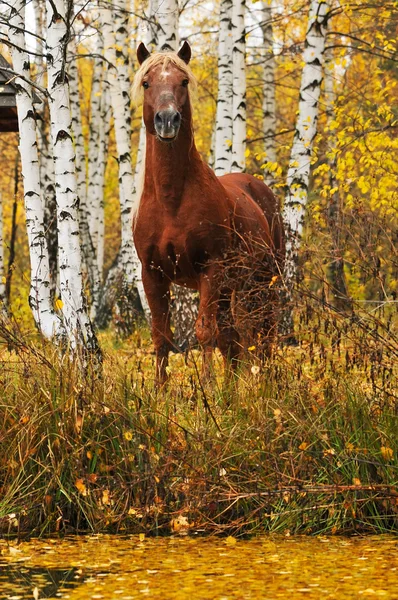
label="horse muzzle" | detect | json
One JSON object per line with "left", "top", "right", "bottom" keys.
{"left": 154, "top": 109, "right": 181, "bottom": 142}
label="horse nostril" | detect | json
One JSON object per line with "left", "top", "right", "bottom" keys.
{"left": 172, "top": 112, "right": 181, "bottom": 128}
{"left": 154, "top": 112, "right": 163, "bottom": 128}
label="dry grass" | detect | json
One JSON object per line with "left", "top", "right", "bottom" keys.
{"left": 0, "top": 286, "right": 397, "bottom": 538}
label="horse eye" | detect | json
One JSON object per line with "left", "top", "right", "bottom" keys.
{"left": 182, "top": 79, "right": 189, "bottom": 87}
{"left": 143, "top": 81, "right": 149, "bottom": 89}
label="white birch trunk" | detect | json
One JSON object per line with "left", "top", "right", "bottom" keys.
{"left": 32, "top": 0, "right": 58, "bottom": 300}
{"left": 214, "top": 0, "right": 233, "bottom": 176}
{"left": 46, "top": 0, "right": 99, "bottom": 353}
{"left": 155, "top": 0, "right": 179, "bottom": 50}
{"left": 69, "top": 36, "right": 103, "bottom": 320}
{"left": 231, "top": 0, "right": 246, "bottom": 172}
{"left": 9, "top": 0, "right": 62, "bottom": 339}
{"left": 261, "top": 0, "right": 277, "bottom": 184}
{"left": 87, "top": 28, "right": 108, "bottom": 273}
{"left": 0, "top": 192, "right": 5, "bottom": 307}
{"left": 282, "top": 0, "right": 330, "bottom": 288}
{"left": 94, "top": 85, "right": 111, "bottom": 281}
{"left": 102, "top": 3, "right": 150, "bottom": 320}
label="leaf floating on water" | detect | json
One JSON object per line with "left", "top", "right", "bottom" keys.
{"left": 225, "top": 536, "right": 237, "bottom": 546}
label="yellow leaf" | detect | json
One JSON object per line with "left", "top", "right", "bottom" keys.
{"left": 269, "top": 275, "right": 279, "bottom": 287}
{"left": 248, "top": 345, "right": 256, "bottom": 352}
{"left": 352, "top": 478, "right": 361, "bottom": 486}
{"left": 139, "top": 533, "right": 145, "bottom": 542}
{"left": 55, "top": 298, "right": 63, "bottom": 310}
{"left": 75, "top": 478, "right": 88, "bottom": 496}
{"left": 225, "top": 536, "right": 237, "bottom": 546}
{"left": 299, "top": 442, "right": 309, "bottom": 451}
{"left": 102, "top": 489, "right": 111, "bottom": 506}
{"left": 124, "top": 431, "right": 133, "bottom": 441}
{"left": 381, "top": 446, "right": 393, "bottom": 461}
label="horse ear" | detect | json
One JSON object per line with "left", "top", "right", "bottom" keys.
{"left": 177, "top": 41, "right": 191, "bottom": 64}
{"left": 137, "top": 43, "right": 150, "bottom": 65}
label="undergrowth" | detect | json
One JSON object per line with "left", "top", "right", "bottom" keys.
{"left": 0, "top": 292, "right": 397, "bottom": 538}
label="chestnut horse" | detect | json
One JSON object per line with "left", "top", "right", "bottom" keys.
{"left": 132, "top": 42, "right": 285, "bottom": 384}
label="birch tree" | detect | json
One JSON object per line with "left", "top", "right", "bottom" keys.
{"left": 324, "top": 49, "right": 350, "bottom": 310}
{"left": 86, "top": 27, "right": 110, "bottom": 281}
{"left": 214, "top": 0, "right": 233, "bottom": 176}
{"left": 261, "top": 0, "right": 277, "bottom": 184}
{"left": 155, "top": 0, "right": 178, "bottom": 50}
{"left": 101, "top": 0, "right": 149, "bottom": 330}
{"left": 46, "top": 0, "right": 99, "bottom": 354}
{"left": 33, "top": 0, "right": 58, "bottom": 302}
{"left": 9, "top": 0, "right": 62, "bottom": 338}
{"left": 69, "top": 35, "right": 103, "bottom": 320}
{"left": 282, "top": 0, "right": 331, "bottom": 295}
{"left": 231, "top": 0, "right": 246, "bottom": 172}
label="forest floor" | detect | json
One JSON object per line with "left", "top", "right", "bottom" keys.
{"left": 0, "top": 316, "right": 397, "bottom": 538}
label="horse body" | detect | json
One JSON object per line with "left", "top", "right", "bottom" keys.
{"left": 133, "top": 43, "right": 285, "bottom": 384}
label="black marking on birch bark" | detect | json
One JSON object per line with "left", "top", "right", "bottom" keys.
{"left": 290, "top": 178, "right": 308, "bottom": 191}
{"left": 118, "top": 152, "right": 131, "bottom": 163}
{"left": 234, "top": 112, "right": 246, "bottom": 122}
{"left": 160, "top": 43, "right": 174, "bottom": 52}
{"left": 55, "top": 130, "right": 72, "bottom": 143}
{"left": 22, "top": 109, "right": 36, "bottom": 123}
{"left": 59, "top": 210, "right": 72, "bottom": 220}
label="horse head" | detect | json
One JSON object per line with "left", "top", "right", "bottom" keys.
{"left": 134, "top": 42, "right": 193, "bottom": 143}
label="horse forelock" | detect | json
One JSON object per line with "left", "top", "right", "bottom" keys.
{"left": 131, "top": 52, "right": 197, "bottom": 105}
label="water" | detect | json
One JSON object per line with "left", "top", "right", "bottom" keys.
{"left": 0, "top": 534, "right": 397, "bottom": 599}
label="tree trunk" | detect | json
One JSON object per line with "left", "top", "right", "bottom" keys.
{"left": 9, "top": 0, "right": 62, "bottom": 339}
{"left": 87, "top": 28, "right": 110, "bottom": 283}
{"left": 261, "top": 0, "right": 277, "bottom": 184}
{"left": 69, "top": 35, "right": 102, "bottom": 320}
{"left": 46, "top": 0, "right": 100, "bottom": 355}
{"left": 214, "top": 0, "right": 233, "bottom": 176}
{"left": 154, "top": 0, "right": 179, "bottom": 50}
{"left": 324, "top": 52, "right": 351, "bottom": 311}
{"left": 231, "top": 0, "right": 246, "bottom": 172}
{"left": 32, "top": 0, "right": 58, "bottom": 301}
{"left": 100, "top": 0, "right": 149, "bottom": 333}
{"left": 282, "top": 0, "right": 331, "bottom": 308}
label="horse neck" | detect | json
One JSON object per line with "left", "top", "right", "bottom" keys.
{"left": 144, "top": 111, "right": 200, "bottom": 210}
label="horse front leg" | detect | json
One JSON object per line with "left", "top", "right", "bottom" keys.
{"left": 195, "top": 267, "right": 220, "bottom": 380}
{"left": 142, "top": 270, "right": 173, "bottom": 386}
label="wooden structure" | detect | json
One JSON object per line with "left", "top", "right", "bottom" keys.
{"left": 0, "top": 54, "right": 41, "bottom": 132}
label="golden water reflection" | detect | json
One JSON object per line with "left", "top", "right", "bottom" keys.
{"left": 1, "top": 534, "right": 397, "bottom": 599}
